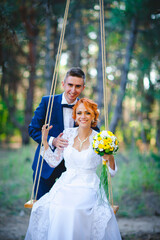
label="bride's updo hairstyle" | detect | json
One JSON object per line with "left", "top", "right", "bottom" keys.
{"left": 72, "top": 98, "right": 99, "bottom": 127}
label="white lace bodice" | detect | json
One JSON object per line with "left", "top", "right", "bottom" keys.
{"left": 41, "top": 127, "right": 117, "bottom": 177}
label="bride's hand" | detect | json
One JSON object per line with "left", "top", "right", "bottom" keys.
{"left": 42, "top": 124, "right": 53, "bottom": 149}
{"left": 102, "top": 154, "right": 114, "bottom": 162}
{"left": 102, "top": 154, "right": 115, "bottom": 170}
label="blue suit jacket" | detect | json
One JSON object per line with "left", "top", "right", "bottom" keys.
{"left": 28, "top": 94, "right": 65, "bottom": 179}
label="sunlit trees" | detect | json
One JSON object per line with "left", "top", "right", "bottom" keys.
{"left": 0, "top": 0, "right": 160, "bottom": 151}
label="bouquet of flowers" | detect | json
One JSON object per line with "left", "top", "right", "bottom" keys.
{"left": 92, "top": 130, "right": 118, "bottom": 156}
{"left": 92, "top": 130, "right": 119, "bottom": 199}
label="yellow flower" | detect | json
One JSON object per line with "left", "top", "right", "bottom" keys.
{"left": 107, "top": 131, "right": 114, "bottom": 137}
{"left": 110, "top": 147, "right": 114, "bottom": 151}
{"left": 103, "top": 139, "right": 108, "bottom": 145}
{"left": 98, "top": 144, "right": 104, "bottom": 149}
{"left": 94, "top": 150, "right": 99, "bottom": 154}
{"left": 97, "top": 136, "right": 102, "bottom": 141}
{"left": 107, "top": 137, "right": 112, "bottom": 143}
{"left": 102, "top": 160, "right": 106, "bottom": 165}
{"left": 115, "top": 140, "right": 118, "bottom": 145}
{"left": 103, "top": 145, "right": 108, "bottom": 150}
{"left": 105, "top": 145, "right": 110, "bottom": 149}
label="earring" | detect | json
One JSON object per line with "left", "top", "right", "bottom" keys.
{"left": 92, "top": 119, "right": 95, "bottom": 123}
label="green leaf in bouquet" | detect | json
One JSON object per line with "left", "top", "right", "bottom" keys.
{"left": 99, "top": 152, "right": 104, "bottom": 156}
{"left": 105, "top": 149, "right": 110, "bottom": 153}
{"left": 99, "top": 164, "right": 109, "bottom": 199}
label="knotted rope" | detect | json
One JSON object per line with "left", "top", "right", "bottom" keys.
{"left": 30, "top": 0, "right": 71, "bottom": 203}
{"left": 99, "top": 0, "right": 114, "bottom": 208}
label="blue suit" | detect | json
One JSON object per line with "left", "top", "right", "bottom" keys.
{"left": 29, "top": 93, "right": 100, "bottom": 199}
{"left": 29, "top": 94, "right": 66, "bottom": 199}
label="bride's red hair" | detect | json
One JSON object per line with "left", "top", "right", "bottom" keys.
{"left": 72, "top": 98, "right": 99, "bottom": 127}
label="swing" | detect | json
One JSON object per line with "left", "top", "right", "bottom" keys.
{"left": 24, "top": 0, "right": 71, "bottom": 208}
{"left": 24, "top": 0, "right": 119, "bottom": 214}
{"left": 99, "top": 0, "right": 119, "bottom": 214}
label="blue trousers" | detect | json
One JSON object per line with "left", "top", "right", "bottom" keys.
{"left": 33, "top": 160, "right": 66, "bottom": 199}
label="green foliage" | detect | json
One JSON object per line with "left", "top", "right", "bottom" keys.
{"left": 99, "top": 164, "right": 109, "bottom": 198}
{"left": 0, "top": 0, "right": 160, "bottom": 148}
{"left": 0, "top": 99, "right": 15, "bottom": 141}
{"left": 0, "top": 98, "right": 24, "bottom": 142}
{"left": 112, "top": 148, "right": 160, "bottom": 217}
{"left": 0, "top": 0, "right": 22, "bottom": 45}
{"left": 0, "top": 145, "right": 34, "bottom": 211}
{"left": 124, "top": 0, "right": 152, "bottom": 21}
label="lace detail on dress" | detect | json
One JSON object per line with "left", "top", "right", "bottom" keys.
{"left": 40, "top": 128, "right": 75, "bottom": 168}
{"left": 41, "top": 146, "right": 63, "bottom": 168}
{"left": 91, "top": 202, "right": 112, "bottom": 240}
{"left": 25, "top": 177, "right": 65, "bottom": 240}
{"left": 25, "top": 206, "right": 49, "bottom": 240}
{"left": 63, "top": 127, "right": 77, "bottom": 145}
{"left": 91, "top": 190, "right": 112, "bottom": 240}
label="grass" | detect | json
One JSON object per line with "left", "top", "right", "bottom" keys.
{"left": 0, "top": 145, "right": 35, "bottom": 212}
{"left": 112, "top": 148, "right": 160, "bottom": 217}
{"left": 0, "top": 144, "right": 160, "bottom": 217}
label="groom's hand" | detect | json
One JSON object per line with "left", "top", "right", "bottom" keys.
{"left": 52, "top": 133, "right": 68, "bottom": 149}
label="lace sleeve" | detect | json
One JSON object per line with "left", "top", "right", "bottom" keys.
{"left": 40, "top": 129, "right": 70, "bottom": 168}
{"left": 100, "top": 156, "right": 118, "bottom": 177}
{"left": 108, "top": 161, "right": 118, "bottom": 177}
{"left": 96, "top": 153, "right": 118, "bottom": 177}
{"left": 41, "top": 146, "right": 63, "bottom": 168}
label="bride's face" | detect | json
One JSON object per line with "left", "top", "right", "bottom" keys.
{"left": 76, "top": 103, "right": 93, "bottom": 128}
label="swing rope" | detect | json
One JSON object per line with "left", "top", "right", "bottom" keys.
{"left": 34, "top": 0, "right": 71, "bottom": 202}
{"left": 25, "top": 0, "right": 71, "bottom": 208}
{"left": 99, "top": 0, "right": 108, "bottom": 130}
{"left": 99, "top": 0, "right": 114, "bottom": 209}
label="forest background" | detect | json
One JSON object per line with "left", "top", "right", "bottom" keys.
{"left": 0, "top": 0, "right": 160, "bottom": 232}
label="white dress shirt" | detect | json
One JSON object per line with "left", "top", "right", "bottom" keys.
{"left": 48, "top": 93, "right": 77, "bottom": 148}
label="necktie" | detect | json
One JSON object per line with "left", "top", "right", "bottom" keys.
{"left": 61, "top": 104, "right": 74, "bottom": 108}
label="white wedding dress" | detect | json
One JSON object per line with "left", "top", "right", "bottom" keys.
{"left": 25, "top": 128, "right": 122, "bottom": 240}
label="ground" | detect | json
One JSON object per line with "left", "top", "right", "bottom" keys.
{"left": 0, "top": 208, "right": 160, "bottom": 240}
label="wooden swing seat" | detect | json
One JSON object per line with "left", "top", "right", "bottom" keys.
{"left": 24, "top": 199, "right": 119, "bottom": 214}
{"left": 24, "top": 199, "right": 37, "bottom": 208}
{"left": 112, "top": 205, "right": 119, "bottom": 214}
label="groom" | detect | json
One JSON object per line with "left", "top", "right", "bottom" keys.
{"left": 29, "top": 67, "right": 86, "bottom": 199}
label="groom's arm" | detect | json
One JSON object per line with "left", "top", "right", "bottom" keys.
{"left": 92, "top": 126, "right": 100, "bottom": 132}
{"left": 28, "top": 96, "right": 51, "bottom": 144}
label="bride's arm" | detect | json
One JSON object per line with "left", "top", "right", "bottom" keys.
{"left": 41, "top": 146, "right": 64, "bottom": 168}
{"left": 102, "top": 154, "right": 118, "bottom": 177}
{"left": 40, "top": 124, "right": 66, "bottom": 168}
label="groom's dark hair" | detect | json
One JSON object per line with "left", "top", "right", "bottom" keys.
{"left": 64, "top": 67, "right": 86, "bottom": 85}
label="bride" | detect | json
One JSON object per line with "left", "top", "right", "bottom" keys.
{"left": 25, "top": 98, "right": 122, "bottom": 240}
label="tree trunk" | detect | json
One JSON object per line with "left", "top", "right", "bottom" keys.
{"left": 73, "top": 11, "right": 83, "bottom": 67}
{"left": 20, "top": 5, "right": 38, "bottom": 144}
{"left": 44, "top": 3, "right": 57, "bottom": 95}
{"left": 139, "top": 114, "right": 147, "bottom": 143}
{"left": 109, "top": 16, "right": 138, "bottom": 133}
{"left": 45, "top": 7, "right": 52, "bottom": 95}
{"left": 156, "top": 120, "right": 160, "bottom": 151}
{"left": 67, "top": 17, "right": 82, "bottom": 67}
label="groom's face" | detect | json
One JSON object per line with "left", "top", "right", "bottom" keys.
{"left": 62, "top": 76, "right": 85, "bottom": 104}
